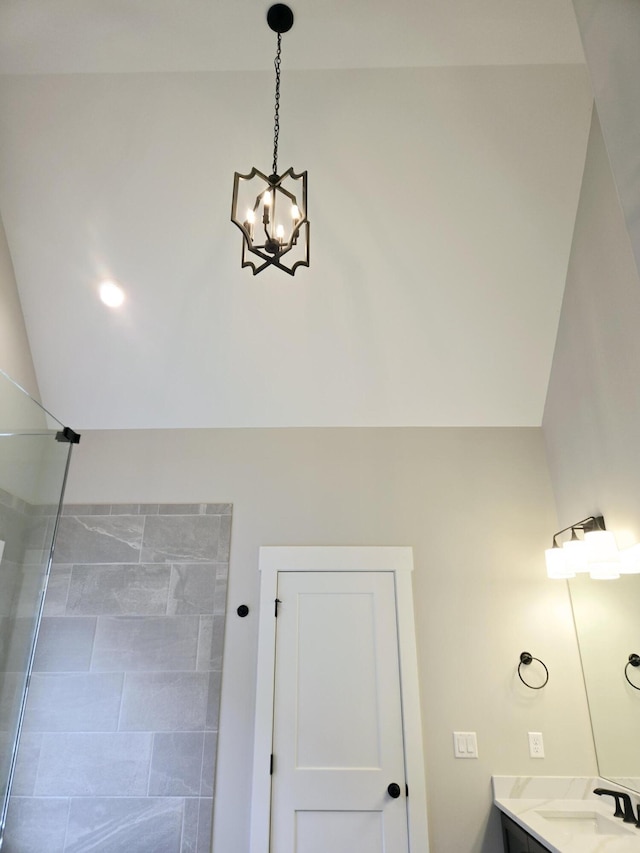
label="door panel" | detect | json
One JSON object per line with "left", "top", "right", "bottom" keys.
{"left": 270, "top": 571, "right": 409, "bottom": 852}
{"left": 295, "top": 811, "right": 384, "bottom": 853}
{"left": 295, "top": 585, "right": 380, "bottom": 768}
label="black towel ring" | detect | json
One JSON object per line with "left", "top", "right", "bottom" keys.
{"left": 518, "top": 651, "right": 549, "bottom": 689}
{"left": 624, "top": 653, "right": 640, "bottom": 690}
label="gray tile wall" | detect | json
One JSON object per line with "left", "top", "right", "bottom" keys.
{"left": 4, "top": 503, "right": 231, "bottom": 853}
{"left": 0, "top": 490, "right": 55, "bottom": 787}
{"left": 0, "top": 491, "right": 29, "bottom": 723}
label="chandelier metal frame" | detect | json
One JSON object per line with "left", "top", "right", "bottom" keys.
{"left": 231, "top": 4, "right": 309, "bottom": 276}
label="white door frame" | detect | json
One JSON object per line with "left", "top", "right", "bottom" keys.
{"left": 250, "top": 546, "right": 430, "bottom": 853}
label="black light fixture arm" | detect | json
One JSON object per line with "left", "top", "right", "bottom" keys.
{"left": 550, "top": 515, "right": 605, "bottom": 548}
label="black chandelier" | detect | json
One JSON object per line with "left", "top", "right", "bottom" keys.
{"left": 231, "top": 4, "right": 309, "bottom": 276}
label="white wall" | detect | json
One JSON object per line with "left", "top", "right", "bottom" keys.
{"left": 0, "top": 210, "right": 38, "bottom": 398}
{"left": 0, "top": 65, "right": 591, "bottom": 430}
{"left": 64, "top": 426, "right": 596, "bottom": 853}
{"left": 572, "top": 0, "right": 640, "bottom": 288}
{"left": 543, "top": 106, "right": 640, "bottom": 542}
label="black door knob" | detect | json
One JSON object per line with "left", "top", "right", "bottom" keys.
{"left": 387, "top": 783, "right": 401, "bottom": 799}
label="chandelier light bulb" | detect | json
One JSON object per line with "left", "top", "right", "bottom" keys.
{"left": 276, "top": 224, "right": 285, "bottom": 240}
{"left": 263, "top": 191, "right": 272, "bottom": 207}
{"left": 246, "top": 209, "right": 256, "bottom": 224}
{"left": 291, "top": 204, "right": 300, "bottom": 220}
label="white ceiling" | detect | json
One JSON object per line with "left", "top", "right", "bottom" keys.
{"left": 0, "top": 0, "right": 593, "bottom": 429}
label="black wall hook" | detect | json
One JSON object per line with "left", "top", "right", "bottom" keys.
{"left": 518, "top": 651, "right": 549, "bottom": 689}
{"left": 625, "top": 653, "right": 640, "bottom": 689}
{"left": 237, "top": 604, "right": 249, "bottom": 618}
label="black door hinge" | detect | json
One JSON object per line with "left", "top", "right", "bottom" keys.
{"left": 55, "top": 426, "right": 81, "bottom": 444}
{"left": 406, "top": 783, "right": 409, "bottom": 797}
{"left": 275, "top": 598, "right": 281, "bottom": 617}
{"left": 270, "top": 754, "right": 274, "bottom": 775}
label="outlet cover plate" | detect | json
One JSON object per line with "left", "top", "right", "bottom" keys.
{"left": 528, "top": 731, "right": 544, "bottom": 758}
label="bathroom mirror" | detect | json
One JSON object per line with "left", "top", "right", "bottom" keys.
{"left": 569, "top": 574, "right": 640, "bottom": 794}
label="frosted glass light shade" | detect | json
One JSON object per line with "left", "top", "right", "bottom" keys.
{"left": 588, "top": 562, "right": 620, "bottom": 580}
{"left": 619, "top": 543, "right": 640, "bottom": 574}
{"left": 563, "top": 538, "right": 588, "bottom": 573}
{"left": 584, "top": 529, "right": 620, "bottom": 564}
{"left": 545, "top": 547, "right": 574, "bottom": 579}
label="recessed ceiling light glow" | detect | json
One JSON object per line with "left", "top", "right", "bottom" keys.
{"left": 99, "top": 280, "right": 125, "bottom": 308}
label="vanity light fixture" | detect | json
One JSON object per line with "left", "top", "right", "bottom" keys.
{"left": 231, "top": 4, "right": 309, "bottom": 276}
{"left": 620, "top": 542, "right": 640, "bottom": 574}
{"left": 545, "top": 516, "right": 640, "bottom": 579}
{"left": 545, "top": 515, "right": 625, "bottom": 580}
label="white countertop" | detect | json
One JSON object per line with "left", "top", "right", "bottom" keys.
{"left": 493, "top": 776, "right": 640, "bottom": 852}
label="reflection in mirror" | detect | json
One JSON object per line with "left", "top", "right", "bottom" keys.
{"left": 569, "top": 574, "right": 640, "bottom": 794}
{"left": 0, "top": 369, "right": 72, "bottom": 844}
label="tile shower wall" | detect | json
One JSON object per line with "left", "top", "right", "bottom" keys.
{"left": 0, "top": 488, "right": 31, "bottom": 732}
{"left": 4, "top": 503, "right": 231, "bottom": 853}
{"left": 0, "top": 490, "right": 54, "bottom": 764}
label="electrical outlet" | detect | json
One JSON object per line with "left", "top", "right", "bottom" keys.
{"left": 528, "top": 731, "right": 544, "bottom": 758}
{"left": 453, "top": 731, "right": 478, "bottom": 759}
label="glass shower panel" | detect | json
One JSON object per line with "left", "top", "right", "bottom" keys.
{"left": 0, "top": 370, "right": 73, "bottom": 845}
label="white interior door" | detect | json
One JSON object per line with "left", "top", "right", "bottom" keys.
{"left": 270, "top": 570, "right": 409, "bottom": 853}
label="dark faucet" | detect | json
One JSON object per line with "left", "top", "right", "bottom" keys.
{"left": 594, "top": 788, "right": 637, "bottom": 824}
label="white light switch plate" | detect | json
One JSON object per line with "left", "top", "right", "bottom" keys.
{"left": 453, "top": 731, "right": 478, "bottom": 758}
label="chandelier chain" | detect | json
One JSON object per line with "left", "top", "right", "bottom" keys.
{"left": 272, "top": 32, "right": 282, "bottom": 176}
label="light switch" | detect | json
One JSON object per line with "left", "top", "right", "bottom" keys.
{"left": 0, "top": 540, "right": 4, "bottom": 563}
{"left": 453, "top": 731, "right": 478, "bottom": 758}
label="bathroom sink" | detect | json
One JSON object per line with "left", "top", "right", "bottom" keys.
{"left": 534, "top": 809, "right": 635, "bottom": 837}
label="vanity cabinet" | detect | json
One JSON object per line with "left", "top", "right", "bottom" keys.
{"left": 500, "top": 812, "right": 552, "bottom": 853}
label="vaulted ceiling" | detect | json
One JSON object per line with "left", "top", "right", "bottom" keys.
{"left": 0, "top": 0, "right": 592, "bottom": 429}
